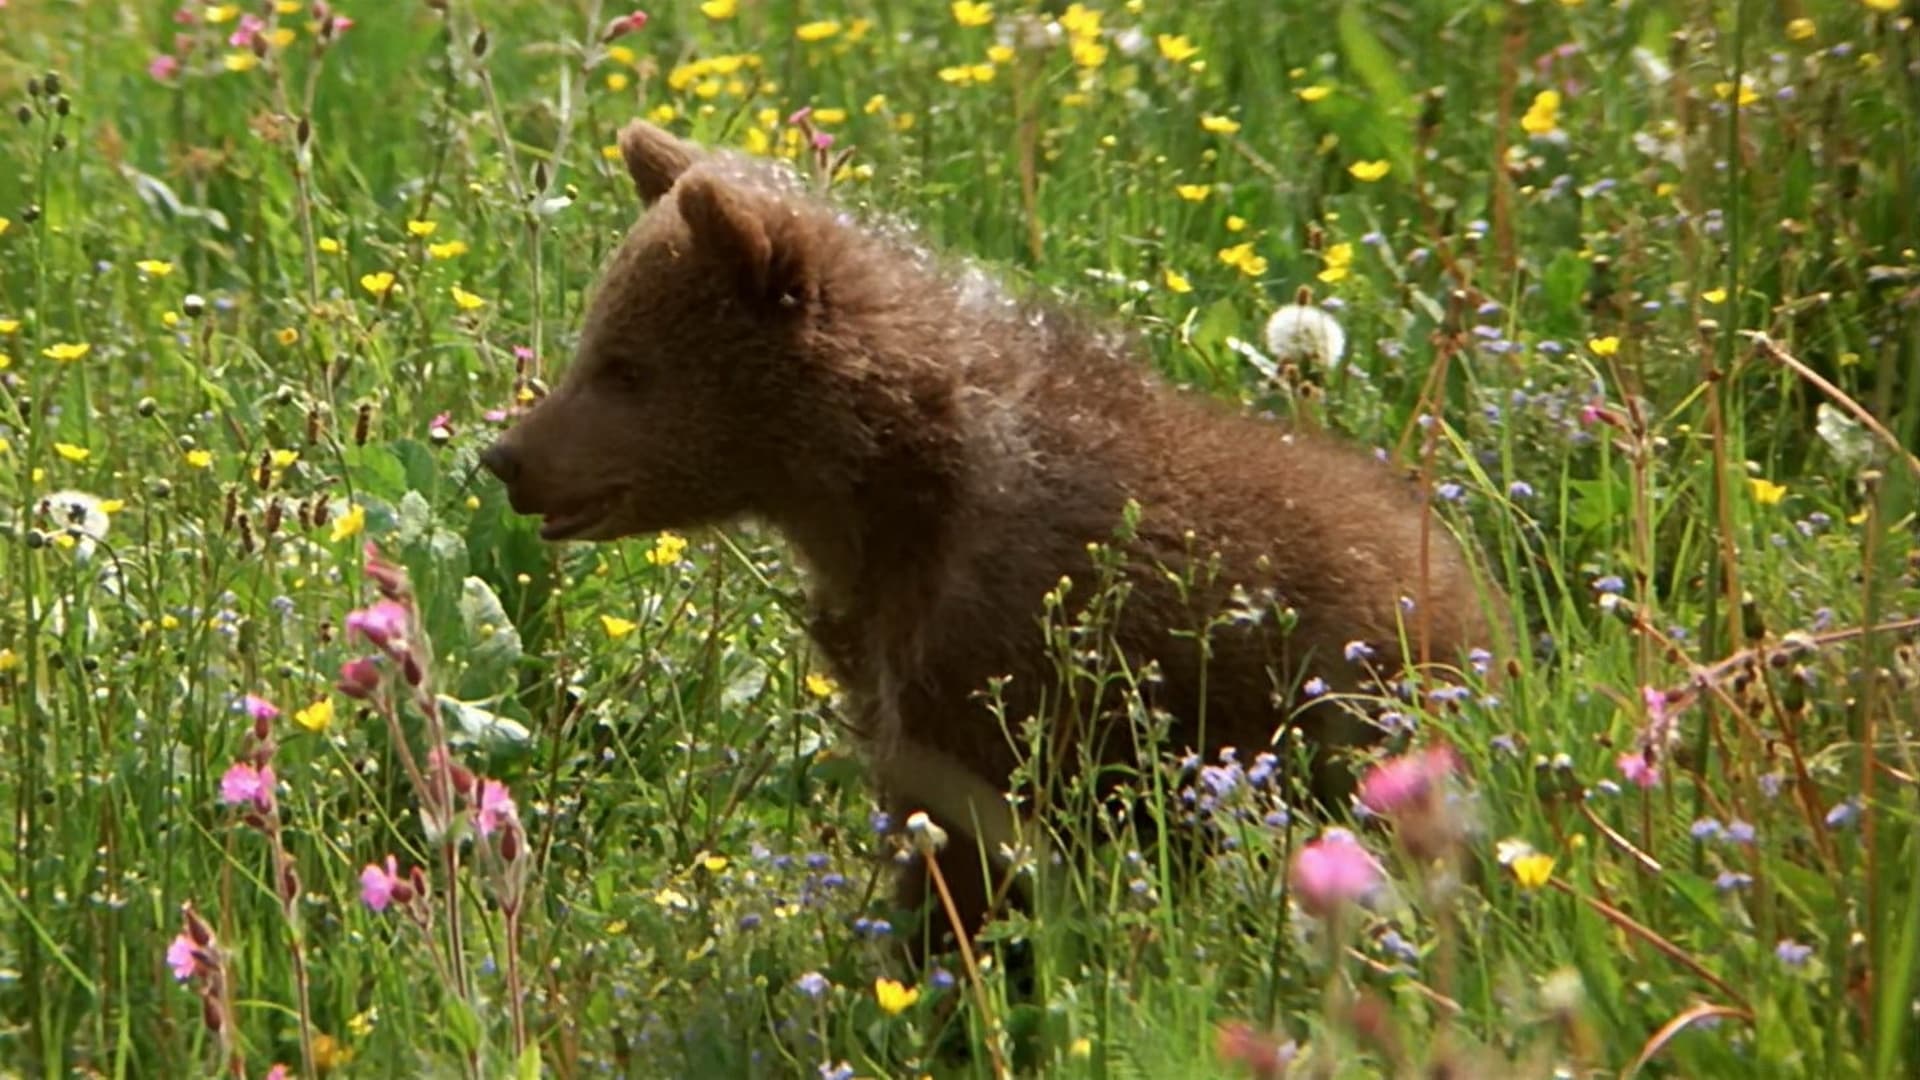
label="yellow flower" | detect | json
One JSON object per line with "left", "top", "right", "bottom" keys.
{"left": 42, "top": 342, "right": 91, "bottom": 363}
{"left": 951, "top": 1, "right": 993, "bottom": 27}
{"left": 1701, "top": 287, "right": 1728, "bottom": 304}
{"left": 1200, "top": 114, "right": 1241, "bottom": 135}
{"left": 647, "top": 531, "right": 689, "bottom": 566}
{"left": 0, "top": 216, "right": 10, "bottom": 236}
{"left": 184, "top": 449, "right": 214, "bottom": 469}
{"left": 1587, "top": 335, "right": 1620, "bottom": 357}
{"left": 270, "top": 449, "right": 299, "bottom": 468}
{"left": 1713, "top": 80, "right": 1760, "bottom": 108}
{"left": 1864, "top": 0, "right": 1898, "bottom": 12}
{"left": 863, "top": 94, "right": 888, "bottom": 115}
{"left": 986, "top": 43, "right": 1015, "bottom": 64}
{"left": 317, "top": 237, "right": 342, "bottom": 254}
{"left": 654, "top": 887, "right": 691, "bottom": 909}
{"left": 346, "top": 1008, "right": 376, "bottom": 1038}
{"left": 1785, "top": 17, "right": 1815, "bottom": 41}
{"left": 450, "top": 286, "right": 487, "bottom": 311}
{"left": 1217, "top": 242, "right": 1268, "bottom": 277}
{"left": 1175, "top": 184, "right": 1210, "bottom": 202}
{"left": 275, "top": 0, "right": 300, "bottom": 12}
{"left": 813, "top": 107, "right": 848, "bottom": 125}
{"left": 428, "top": 239, "right": 468, "bottom": 260}
{"left": 649, "top": 103, "right": 677, "bottom": 125}
{"left": 700, "top": 0, "right": 736, "bottom": 17}
{"left": 205, "top": 4, "right": 239, "bottom": 23}
{"left": 1070, "top": 1037, "right": 1093, "bottom": 1059}
{"left": 223, "top": 52, "right": 259, "bottom": 73}
{"left": 1059, "top": 3, "right": 1101, "bottom": 38}
{"left": 1163, "top": 268, "right": 1192, "bottom": 294}
{"left": 1348, "top": 159, "right": 1391, "bottom": 182}
{"left": 1512, "top": 853, "right": 1555, "bottom": 890}
{"left": 406, "top": 220, "right": 437, "bottom": 238}
{"left": 267, "top": 27, "right": 295, "bottom": 48}
{"left": 1316, "top": 241, "right": 1354, "bottom": 284}
{"left": 1157, "top": 34, "right": 1199, "bottom": 63}
{"left": 360, "top": 271, "right": 397, "bottom": 297}
{"left": 607, "top": 72, "right": 630, "bottom": 92}
{"left": 276, "top": 327, "right": 299, "bottom": 346}
{"left": 1225, "top": 215, "right": 1247, "bottom": 232}
{"left": 606, "top": 44, "right": 636, "bottom": 66}
{"left": 874, "top": 977, "right": 920, "bottom": 1016}
{"left": 0, "top": 319, "right": 14, "bottom": 335}
{"left": 55, "top": 442, "right": 90, "bottom": 463}
{"left": 0, "top": 649, "right": 18, "bottom": 673}
{"left": 795, "top": 19, "right": 841, "bottom": 42}
{"left": 1521, "top": 89, "right": 1561, "bottom": 136}
{"left": 161, "top": 311, "right": 180, "bottom": 328}
{"left": 1749, "top": 478, "right": 1787, "bottom": 506}
{"left": 330, "top": 503, "right": 365, "bottom": 542}
{"left": 136, "top": 259, "right": 175, "bottom": 277}
{"left": 938, "top": 64, "right": 995, "bottom": 86}
{"left": 1072, "top": 39, "right": 1108, "bottom": 68}
{"left": 601, "top": 614, "right": 638, "bottom": 639}
{"left": 294, "top": 699, "right": 335, "bottom": 734}
{"left": 805, "top": 672, "right": 838, "bottom": 698}
{"left": 1296, "top": 84, "right": 1332, "bottom": 103}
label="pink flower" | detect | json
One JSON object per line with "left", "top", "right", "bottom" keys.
{"left": 1356, "top": 746, "right": 1454, "bottom": 816}
{"left": 148, "top": 55, "right": 181, "bottom": 81}
{"left": 360, "top": 855, "right": 402, "bottom": 912}
{"left": 811, "top": 131, "right": 835, "bottom": 150}
{"left": 1618, "top": 752, "right": 1660, "bottom": 789}
{"left": 603, "top": 9, "right": 649, "bottom": 39}
{"left": 512, "top": 344, "right": 535, "bottom": 362}
{"left": 242, "top": 694, "right": 280, "bottom": 722}
{"left": 429, "top": 411, "right": 453, "bottom": 436}
{"left": 228, "top": 12, "right": 265, "bottom": 47}
{"left": 219, "top": 762, "right": 275, "bottom": 812}
{"left": 345, "top": 599, "right": 410, "bottom": 651}
{"left": 786, "top": 106, "right": 814, "bottom": 126}
{"left": 263, "top": 1066, "right": 291, "bottom": 1080}
{"left": 167, "top": 932, "right": 199, "bottom": 980}
{"left": 172, "top": 5, "right": 197, "bottom": 23}
{"left": 1288, "top": 828, "right": 1382, "bottom": 917}
{"left": 477, "top": 778, "right": 519, "bottom": 837}
{"left": 337, "top": 655, "right": 383, "bottom": 699}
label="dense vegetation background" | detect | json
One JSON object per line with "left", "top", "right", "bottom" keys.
{"left": 0, "top": 1, "right": 1916, "bottom": 1076}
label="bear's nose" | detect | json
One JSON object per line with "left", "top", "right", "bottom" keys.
{"left": 480, "top": 441, "right": 520, "bottom": 484}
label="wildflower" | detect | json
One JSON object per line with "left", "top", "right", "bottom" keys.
{"left": 1785, "top": 17, "right": 1815, "bottom": 40}
{"left": 1317, "top": 241, "right": 1354, "bottom": 283}
{"left": 1824, "top": 798, "right": 1860, "bottom": 828}
{"left": 1713, "top": 79, "right": 1761, "bottom": 108}
{"left": 477, "top": 778, "right": 519, "bottom": 837}
{"left": 1157, "top": 34, "right": 1200, "bottom": 63}
{"left": 603, "top": 9, "right": 649, "bottom": 39}
{"left": 1356, "top": 746, "right": 1454, "bottom": 815}
{"left": 1715, "top": 870, "right": 1754, "bottom": 892}
{"left": 1164, "top": 268, "right": 1192, "bottom": 294}
{"left": 1059, "top": 3, "right": 1101, "bottom": 38}
{"left": 345, "top": 599, "right": 410, "bottom": 652}
{"left": 293, "top": 699, "right": 333, "bottom": 733}
{"left": 184, "top": 449, "right": 214, "bottom": 470}
{"left": 805, "top": 672, "right": 837, "bottom": 698}
{"left": 1702, "top": 286, "right": 1728, "bottom": 303}
{"left": 794, "top": 19, "right": 841, "bottom": 42}
{"left": 1071, "top": 38, "right": 1108, "bottom": 68}
{"left": 406, "top": 220, "right": 437, "bottom": 238}
{"left": 1587, "top": 335, "right": 1620, "bottom": 356}
{"left": 55, "top": 443, "right": 90, "bottom": 463}
{"left": 1511, "top": 852, "right": 1555, "bottom": 889}
{"left": 700, "top": 0, "right": 736, "bottom": 18}
{"left": 317, "top": 237, "right": 342, "bottom": 254}
{"left": 1689, "top": 818, "right": 1724, "bottom": 841}
{"left": 1726, "top": 820, "right": 1756, "bottom": 844}
{"left": 1617, "top": 751, "right": 1660, "bottom": 789}
{"left": 336, "top": 656, "right": 383, "bottom": 699}
{"left": 219, "top": 762, "right": 275, "bottom": 812}
{"left": 0, "top": 318, "right": 17, "bottom": 334}
{"left": 149, "top": 55, "right": 182, "bottom": 80}
{"left": 874, "top": 977, "right": 920, "bottom": 1015}
{"left": 360, "top": 856, "right": 404, "bottom": 911}
{"left": 1348, "top": 159, "right": 1391, "bottom": 182}
{"left": 276, "top": 327, "right": 298, "bottom": 345}
{"left": 1520, "top": 90, "right": 1561, "bottom": 136}
{"left": 168, "top": 933, "right": 202, "bottom": 980}
{"left": 1342, "top": 640, "right": 1375, "bottom": 663}
{"left": 242, "top": 694, "right": 280, "bottom": 722}
{"left": 223, "top": 52, "right": 259, "bottom": 72}
{"left": 449, "top": 286, "right": 486, "bottom": 311}
{"left": 1200, "top": 114, "right": 1241, "bottom": 135}
{"left": 1748, "top": 478, "right": 1787, "bottom": 506}
{"left": 0, "top": 218, "right": 8, "bottom": 236}
{"left": 1216, "top": 242, "right": 1267, "bottom": 277}
{"left": 600, "top": 614, "right": 637, "bottom": 639}
{"left": 1264, "top": 303, "right": 1346, "bottom": 368}
{"left": 1296, "top": 84, "right": 1331, "bottom": 102}
{"left": 136, "top": 259, "right": 175, "bottom": 277}
{"left": 1775, "top": 940, "right": 1813, "bottom": 966}
{"left": 43, "top": 342, "right": 90, "bottom": 363}
{"left": 1175, "top": 183, "right": 1211, "bottom": 202}
{"left": 951, "top": 0, "right": 992, "bottom": 27}
{"left": 1288, "top": 828, "right": 1381, "bottom": 917}
{"left": 647, "top": 531, "right": 688, "bottom": 565}
{"left": 37, "top": 490, "right": 111, "bottom": 558}
{"left": 795, "top": 971, "right": 831, "bottom": 998}
{"left": 329, "top": 503, "right": 366, "bottom": 542}
{"left": 360, "top": 271, "right": 397, "bottom": 297}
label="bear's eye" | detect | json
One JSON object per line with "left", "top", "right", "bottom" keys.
{"left": 608, "top": 365, "right": 650, "bottom": 395}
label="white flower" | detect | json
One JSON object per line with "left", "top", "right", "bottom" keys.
{"left": 1264, "top": 303, "right": 1347, "bottom": 370}
{"left": 38, "top": 490, "right": 110, "bottom": 561}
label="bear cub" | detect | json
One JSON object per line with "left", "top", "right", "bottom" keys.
{"left": 482, "top": 119, "right": 1493, "bottom": 959}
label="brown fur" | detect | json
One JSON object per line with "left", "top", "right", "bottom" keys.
{"left": 483, "top": 120, "right": 1494, "bottom": 958}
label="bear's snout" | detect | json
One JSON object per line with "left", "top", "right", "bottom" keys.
{"left": 479, "top": 440, "right": 520, "bottom": 485}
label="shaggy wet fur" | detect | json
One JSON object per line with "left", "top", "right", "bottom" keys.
{"left": 482, "top": 120, "right": 1494, "bottom": 959}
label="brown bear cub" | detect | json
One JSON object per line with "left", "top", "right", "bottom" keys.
{"left": 482, "top": 119, "right": 1492, "bottom": 959}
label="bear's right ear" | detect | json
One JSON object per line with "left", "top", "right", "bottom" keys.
{"left": 617, "top": 120, "right": 696, "bottom": 205}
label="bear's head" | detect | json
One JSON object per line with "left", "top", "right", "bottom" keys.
{"left": 481, "top": 120, "right": 846, "bottom": 541}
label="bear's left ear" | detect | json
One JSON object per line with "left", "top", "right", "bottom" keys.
{"left": 618, "top": 119, "right": 696, "bottom": 205}
{"left": 676, "top": 172, "right": 812, "bottom": 311}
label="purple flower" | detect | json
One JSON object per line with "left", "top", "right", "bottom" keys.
{"left": 345, "top": 599, "right": 410, "bottom": 652}
{"left": 219, "top": 762, "right": 276, "bottom": 813}
{"left": 795, "top": 971, "right": 830, "bottom": 998}
{"left": 241, "top": 694, "right": 280, "bottom": 722}
{"left": 1824, "top": 798, "right": 1860, "bottom": 828}
{"left": 1689, "top": 818, "right": 1724, "bottom": 841}
{"left": 360, "top": 856, "right": 403, "bottom": 912}
{"left": 1726, "top": 820, "right": 1756, "bottom": 844}
{"left": 1715, "top": 871, "right": 1753, "bottom": 893}
{"left": 1343, "top": 640, "right": 1375, "bottom": 664}
{"left": 477, "top": 779, "right": 519, "bottom": 837}
{"left": 1775, "top": 940, "right": 1813, "bottom": 966}
{"left": 167, "top": 933, "right": 200, "bottom": 980}
{"left": 1617, "top": 752, "right": 1660, "bottom": 789}
{"left": 148, "top": 54, "right": 181, "bottom": 81}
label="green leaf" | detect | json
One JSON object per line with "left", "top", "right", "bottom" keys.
{"left": 1336, "top": 4, "right": 1414, "bottom": 171}
{"left": 458, "top": 575, "right": 524, "bottom": 694}
{"left": 516, "top": 1042, "right": 543, "bottom": 1080}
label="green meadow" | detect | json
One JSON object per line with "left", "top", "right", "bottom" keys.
{"left": 1, "top": 1, "right": 1917, "bottom": 1076}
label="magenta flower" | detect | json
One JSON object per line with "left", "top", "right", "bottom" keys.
{"left": 171, "top": 5, "right": 196, "bottom": 24}
{"left": 242, "top": 694, "right": 280, "bottom": 722}
{"left": 787, "top": 106, "right": 814, "bottom": 126}
{"left": 1288, "top": 828, "right": 1382, "bottom": 917}
{"left": 812, "top": 131, "right": 835, "bottom": 150}
{"left": 1618, "top": 752, "right": 1660, "bottom": 789}
{"left": 1356, "top": 746, "right": 1454, "bottom": 816}
{"left": 228, "top": 12, "right": 265, "bottom": 47}
{"left": 337, "top": 655, "right": 383, "bottom": 699}
{"left": 428, "top": 411, "right": 453, "bottom": 437}
{"left": 360, "top": 855, "right": 402, "bottom": 912}
{"left": 263, "top": 1066, "right": 291, "bottom": 1080}
{"left": 219, "top": 762, "right": 275, "bottom": 812}
{"left": 477, "top": 778, "right": 519, "bottom": 837}
{"left": 167, "top": 932, "right": 199, "bottom": 981}
{"left": 148, "top": 55, "right": 181, "bottom": 81}
{"left": 345, "top": 599, "right": 410, "bottom": 651}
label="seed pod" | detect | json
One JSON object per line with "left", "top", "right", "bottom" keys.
{"left": 42, "top": 73, "right": 60, "bottom": 96}
{"left": 256, "top": 450, "right": 273, "bottom": 490}
{"left": 137, "top": 396, "right": 158, "bottom": 418}
{"left": 296, "top": 115, "right": 311, "bottom": 149}
{"left": 305, "top": 404, "right": 324, "bottom": 444}
{"left": 237, "top": 512, "right": 256, "bottom": 555}
{"left": 472, "top": 28, "right": 489, "bottom": 58}
{"left": 55, "top": 95, "right": 70, "bottom": 118}
{"left": 264, "top": 498, "right": 283, "bottom": 535}
{"left": 312, "top": 492, "right": 331, "bottom": 528}
{"left": 353, "top": 402, "right": 371, "bottom": 445}
{"left": 222, "top": 487, "right": 239, "bottom": 533}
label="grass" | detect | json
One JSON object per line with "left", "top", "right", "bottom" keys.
{"left": 1, "top": 0, "right": 1917, "bottom": 1076}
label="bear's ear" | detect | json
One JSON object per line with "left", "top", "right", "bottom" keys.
{"left": 676, "top": 172, "right": 811, "bottom": 310}
{"left": 618, "top": 119, "right": 696, "bottom": 205}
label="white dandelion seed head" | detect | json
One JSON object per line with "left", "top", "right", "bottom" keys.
{"left": 39, "top": 490, "right": 110, "bottom": 561}
{"left": 1264, "top": 303, "right": 1347, "bottom": 370}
